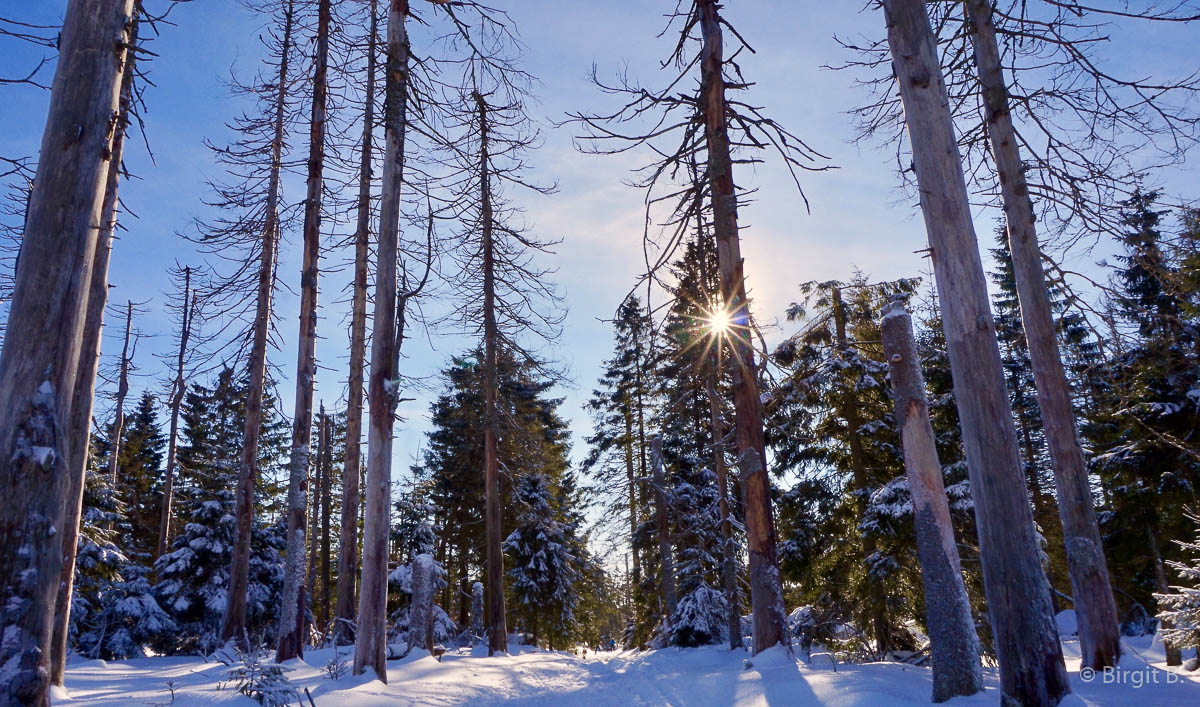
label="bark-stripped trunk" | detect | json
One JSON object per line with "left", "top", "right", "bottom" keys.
{"left": 335, "top": 0, "right": 377, "bottom": 647}
{"left": 106, "top": 300, "right": 134, "bottom": 492}
{"left": 307, "top": 411, "right": 326, "bottom": 628}
{"left": 474, "top": 90, "right": 508, "bottom": 656}
{"left": 832, "top": 287, "right": 889, "bottom": 657}
{"left": 696, "top": 0, "right": 788, "bottom": 654}
{"left": 962, "top": 0, "right": 1122, "bottom": 670}
{"left": 319, "top": 407, "right": 332, "bottom": 633}
{"left": 156, "top": 267, "right": 193, "bottom": 560}
{"left": 0, "top": 1, "right": 136, "bottom": 701}
{"left": 705, "top": 369, "right": 742, "bottom": 650}
{"left": 880, "top": 302, "right": 983, "bottom": 702}
{"left": 879, "top": 1, "right": 1070, "bottom": 703}
{"left": 277, "top": 0, "right": 330, "bottom": 662}
{"left": 221, "top": 0, "right": 295, "bottom": 646}
{"left": 650, "top": 436, "right": 678, "bottom": 624}
{"left": 48, "top": 16, "right": 139, "bottom": 682}
{"left": 623, "top": 406, "right": 641, "bottom": 594}
{"left": 1149, "top": 527, "right": 1182, "bottom": 666}
{"left": 354, "top": 0, "right": 409, "bottom": 680}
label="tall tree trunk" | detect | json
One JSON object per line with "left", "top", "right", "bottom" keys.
{"left": 335, "top": 0, "right": 377, "bottom": 647}
{"left": 221, "top": 0, "right": 296, "bottom": 646}
{"left": 962, "top": 0, "right": 1122, "bottom": 671}
{"left": 0, "top": 0, "right": 136, "bottom": 701}
{"left": 832, "top": 287, "right": 890, "bottom": 657}
{"left": 320, "top": 407, "right": 332, "bottom": 634}
{"left": 156, "top": 267, "right": 193, "bottom": 560}
{"left": 48, "top": 14, "right": 139, "bottom": 681}
{"left": 705, "top": 365, "right": 742, "bottom": 650}
{"left": 696, "top": 0, "right": 789, "bottom": 655}
{"left": 354, "top": 0, "right": 409, "bottom": 680}
{"left": 880, "top": 301, "right": 983, "bottom": 702}
{"left": 474, "top": 90, "right": 508, "bottom": 657}
{"left": 623, "top": 405, "right": 641, "bottom": 593}
{"left": 106, "top": 300, "right": 134, "bottom": 493}
{"left": 1149, "top": 527, "right": 1182, "bottom": 666}
{"left": 307, "top": 410, "right": 326, "bottom": 634}
{"left": 277, "top": 0, "right": 330, "bottom": 662}
{"left": 650, "top": 436, "right": 678, "bottom": 624}
{"left": 879, "top": 1, "right": 1071, "bottom": 703}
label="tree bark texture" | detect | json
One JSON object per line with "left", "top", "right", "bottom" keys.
{"left": 408, "top": 554, "right": 435, "bottom": 652}
{"left": 354, "top": 0, "right": 409, "bottom": 680}
{"left": 880, "top": 301, "right": 983, "bottom": 702}
{"left": 962, "top": 0, "right": 1121, "bottom": 671}
{"left": 879, "top": 1, "right": 1071, "bottom": 703}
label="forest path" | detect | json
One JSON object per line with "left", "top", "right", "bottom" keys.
{"left": 58, "top": 635, "right": 1200, "bottom": 705}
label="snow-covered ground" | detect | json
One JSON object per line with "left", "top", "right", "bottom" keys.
{"left": 57, "top": 634, "right": 1200, "bottom": 706}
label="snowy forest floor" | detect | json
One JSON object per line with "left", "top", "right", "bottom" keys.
{"left": 57, "top": 634, "right": 1200, "bottom": 706}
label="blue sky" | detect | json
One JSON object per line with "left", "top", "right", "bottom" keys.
{"left": 2, "top": 0, "right": 1196, "bottom": 518}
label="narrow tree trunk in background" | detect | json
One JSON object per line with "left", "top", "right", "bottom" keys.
{"left": 106, "top": 300, "right": 134, "bottom": 493}
{"left": 471, "top": 581, "right": 485, "bottom": 639}
{"left": 832, "top": 287, "right": 889, "bottom": 657}
{"left": 49, "top": 16, "right": 139, "bottom": 682}
{"left": 354, "top": 0, "right": 409, "bottom": 680}
{"left": 277, "top": 0, "right": 330, "bottom": 662}
{"left": 963, "top": 0, "right": 1122, "bottom": 671}
{"left": 651, "top": 436, "right": 678, "bottom": 624}
{"left": 156, "top": 267, "right": 193, "bottom": 560}
{"left": 880, "top": 301, "right": 983, "bottom": 702}
{"left": 335, "top": 0, "right": 377, "bottom": 647}
{"left": 706, "top": 367, "right": 742, "bottom": 650}
{"left": 0, "top": 0, "right": 136, "bottom": 701}
{"left": 408, "top": 554, "right": 435, "bottom": 651}
{"left": 308, "top": 410, "right": 326, "bottom": 633}
{"left": 623, "top": 406, "right": 641, "bottom": 592}
{"left": 320, "top": 408, "right": 332, "bottom": 633}
{"left": 222, "top": 0, "right": 296, "bottom": 646}
{"left": 1149, "top": 527, "right": 1182, "bottom": 666}
{"left": 474, "top": 90, "right": 508, "bottom": 657}
{"left": 879, "top": 1, "right": 1070, "bottom": 703}
{"left": 697, "top": 0, "right": 788, "bottom": 655}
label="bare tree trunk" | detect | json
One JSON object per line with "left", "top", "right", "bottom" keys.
{"left": 705, "top": 369, "right": 742, "bottom": 650}
{"left": 221, "top": 0, "right": 296, "bottom": 646}
{"left": 48, "top": 17, "right": 139, "bottom": 681}
{"left": 623, "top": 407, "right": 641, "bottom": 592}
{"left": 156, "top": 267, "right": 193, "bottom": 560}
{"left": 474, "top": 90, "right": 508, "bottom": 657}
{"left": 106, "top": 300, "right": 134, "bottom": 494}
{"left": 277, "top": 0, "right": 330, "bottom": 662}
{"left": 308, "top": 410, "right": 327, "bottom": 633}
{"left": 832, "top": 287, "right": 889, "bottom": 657}
{"left": 320, "top": 407, "right": 333, "bottom": 634}
{"left": 354, "top": 0, "right": 409, "bottom": 680}
{"left": 880, "top": 301, "right": 983, "bottom": 702}
{"left": 879, "top": 1, "right": 1071, "bottom": 703}
{"left": 408, "top": 554, "right": 435, "bottom": 652}
{"left": 1149, "top": 527, "right": 1182, "bottom": 666}
{"left": 336, "top": 0, "right": 377, "bottom": 646}
{"left": 650, "top": 436, "right": 678, "bottom": 624}
{"left": 696, "top": 0, "right": 788, "bottom": 655}
{"left": 962, "top": 0, "right": 1122, "bottom": 671}
{"left": 0, "top": 0, "right": 136, "bottom": 701}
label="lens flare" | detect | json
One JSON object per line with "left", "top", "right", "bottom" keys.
{"left": 707, "top": 307, "right": 733, "bottom": 336}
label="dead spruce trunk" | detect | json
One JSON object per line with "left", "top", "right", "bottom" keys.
{"left": 106, "top": 300, "right": 135, "bottom": 493}
{"left": 221, "top": 0, "right": 296, "bottom": 646}
{"left": 354, "top": 0, "right": 409, "bottom": 680}
{"left": 651, "top": 436, "right": 678, "bottom": 624}
{"left": 624, "top": 406, "right": 641, "bottom": 595}
{"left": 320, "top": 408, "right": 332, "bottom": 634}
{"left": 475, "top": 90, "right": 508, "bottom": 657}
{"left": 696, "top": 0, "right": 788, "bottom": 655}
{"left": 880, "top": 301, "right": 983, "bottom": 702}
{"left": 408, "top": 554, "right": 435, "bottom": 652}
{"left": 879, "top": 1, "right": 1070, "bottom": 703}
{"left": 705, "top": 370, "right": 742, "bottom": 650}
{"left": 962, "top": 0, "right": 1122, "bottom": 671}
{"left": 156, "top": 267, "right": 194, "bottom": 560}
{"left": 0, "top": 0, "right": 136, "bottom": 702}
{"left": 335, "top": 0, "right": 378, "bottom": 647}
{"left": 277, "top": 0, "right": 331, "bottom": 663}
{"left": 49, "top": 19, "right": 139, "bottom": 683}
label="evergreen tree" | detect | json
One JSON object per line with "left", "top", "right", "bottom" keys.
{"left": 112, "top": 391, "right": 167, "bottom": 560}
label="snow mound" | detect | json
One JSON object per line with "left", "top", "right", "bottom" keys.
{"left": 1056, "top": 609, "right": 1078, "bottom": 636}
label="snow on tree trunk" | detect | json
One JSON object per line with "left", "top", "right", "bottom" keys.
{"left": 696, "top": 0, "right": 788, "bottom": 656}
{"left": 408, "top": 554, "right": 435, "bottom": 652}
{"left": 880, "top": 301, "right": 983, "bottom": 702}
{"left": 354, "top": 0, "right": 409, "bottom": 681}
{"left": 48, "top": 18, "right": 139, "bottom": 682}
{"left": 471, "top": 581, "right": 484, "bottom": 640}
{"left": 0, "top": 0, "right": 136, "bottom": 702}
{"left": 156, "top": 267, "right": 193, "bottom": 560}
{"left": 221, "top": 0, "right": 296, "bottom": 647}
{"left": 962, "top": 0, "right": 1122, "bottom": 671}
{"left": 879, "top": 1, "right": 1070, "bottom": 703}
{"left": 277, "top": 0, "right": 331, "bottom": 663}
{"left": 651, "top": 436, "right": 678, "bottom": 624}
